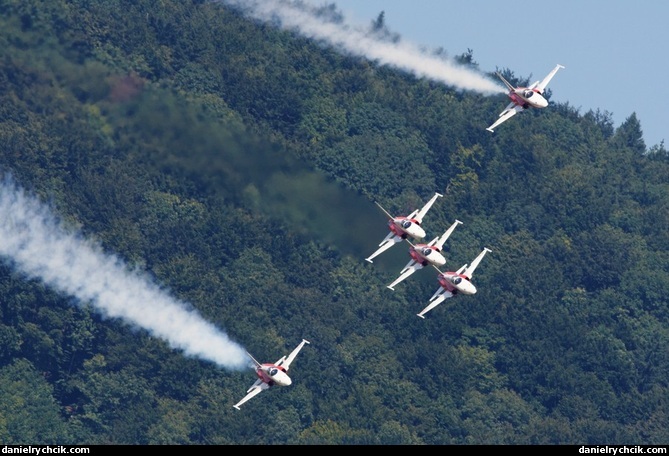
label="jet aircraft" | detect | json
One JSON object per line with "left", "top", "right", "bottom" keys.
{"left": 486, "top": 64, "right": 565, "bottom": 132}
{"left": 387, "top": 219, "right": 463, "bottom": 290}
{"left": 365, "top": 192, "right": 443, "bottom": 263}
{"left": 233, "top": 339, "right": 310, "bottom": 410}
{"left": 417, "top": 247, "right": 491, "bottom": 318}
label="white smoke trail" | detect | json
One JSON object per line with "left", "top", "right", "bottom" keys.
{"left": 0, "top": 175, "right": 249, "bottom": 370}
{"left": 218, "top": 0, "right": 504, "bottom": 94}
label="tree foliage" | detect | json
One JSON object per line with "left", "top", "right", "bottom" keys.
{"left": 0, "top": 0, "right": 667, "bottom": 445}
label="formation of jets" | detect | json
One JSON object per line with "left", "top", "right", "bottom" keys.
{"left": 234, "top": 63, "right": 562, "bottom": 409}
{"left": 487, "top": 64, "right": 565, "bottom": 132}
{"left": 366, "top": 191, "right": 491, "bottom": 318}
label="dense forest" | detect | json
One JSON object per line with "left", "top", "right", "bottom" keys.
{"left": 0, "top": 0, "right": 668, "bottom": 445}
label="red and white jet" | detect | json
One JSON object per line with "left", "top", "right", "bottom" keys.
{"left": 486, "top": 64, "right": 565, "bottom": 132}
{"left": 233, "top": 339, "right": 310, "bottom": 410}
{"left": 417, "top": 247, "right": 491, "bottom": 318}
{"left": 387, "top": 219, "right": 462, "bottom": 290}
{"left": 365, "top": 192, "right": 443, "bottom": 263}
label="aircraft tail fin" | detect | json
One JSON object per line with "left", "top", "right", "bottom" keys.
{"left": 246, "top": 352, "right": 262, "bottom": 368}
{"left": 496, "top": 72, "right": 516, "bottom": 92}
{"left": 374, "top": 201, "right": 396, "bottom": 220}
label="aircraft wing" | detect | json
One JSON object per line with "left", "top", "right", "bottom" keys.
{"left": 417, "top": 289, "right": 454, "bottom": 318}
{"left": 279, "top": 339, "right": 310, "bottom": 370}
{"left": 487, "top": 104, "right": 523, "bottom": 132}
{"left": 233, "top": 379, "right": 270, "bottom": 410}
{"left": 387, "top": 260, "right": 423, "bottom": 290}
{"left": 536, "top": 64, "right": 565, "bottom": 93}
{"left": 425, "top": 236, "right": 440, "bottom": 247}
{"left": 434, "top": 219, "right": 463, "bottom": 251}
{"left": 463, "top": 247, "right": 492, "bottom": 279}
{"left": 414, "top": 192, "right": 443, "bottom": 224}
{"left": 365, "top": 232, "right": 403, "bottom": 263}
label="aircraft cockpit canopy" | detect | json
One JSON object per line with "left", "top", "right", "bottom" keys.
{"left": 421, "top": 248, "right": 432, "bottom": 256}
{"left": 450, "top": 276, "right": 463, "bottom": 285}
{"left": 523, "top": 89, "right": 534, "bottom": 98}
{"left": 269, "top": 368, "right": 279, "bottom": 377}
{"left": 401, "top": 220, "right": 412, "bottom": 229}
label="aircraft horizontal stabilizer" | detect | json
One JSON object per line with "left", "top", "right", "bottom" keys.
{"left": 496, "top": 72, "right": 516, "bottom": 92}
{"left": 429, "top": 286, "right": 444, "bottom": 302}
{"left": 378, "top": 231, "right": 396, "bottom": 247}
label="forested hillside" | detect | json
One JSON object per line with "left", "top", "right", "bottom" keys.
{"left": 0, "top": 0, "right": 668, "bottom": 445}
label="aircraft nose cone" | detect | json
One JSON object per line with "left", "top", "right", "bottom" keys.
{"left": 284, "top": 377, "right": 292, "bottom": 386}
{"left": 460, "top": 281, "right": 477, "bottom": 295}
{"left": 434, "top": 255, "right": 446, "bottom": 266}
{"left": 408, "top": 225, "right": 426, "bottom": 239}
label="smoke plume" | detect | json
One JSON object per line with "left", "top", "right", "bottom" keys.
{"left": 0, "top": 175, "right": 249, "bottom": 370}
{"left": 219, "top": 0, "right": 504, "bottom": 94}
